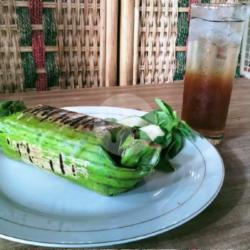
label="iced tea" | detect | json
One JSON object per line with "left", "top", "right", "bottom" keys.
{"left": 182, "top": 4, "right": 247, "bottom": 143}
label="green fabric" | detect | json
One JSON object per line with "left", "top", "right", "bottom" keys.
{"left": 21, "top": 53, "right": 37, "bottom": 89}
{"left": 43, "top": 7, "right": 58, "bottom": 86}
{"left": 174, "top": 52, "right": 186, "bottom": 81}
{"left": 16, "top": 7, "right": 32, "bottom": 46}
{"left": 175, "top": 0, "right": 189, "bottom": 79}
{"left": 43, "top": 8, "right": 57, "bottom": 46}
{"left": 16, "top": 4, "right": 59, "bottom": 89}
{"left": 235, "top": 66, "right": 241, "bottom": 78}
{"left": 178, "top": 0, "right": 189, "bottom": 7}
{"left": 176, "top": 12, "right": 189, "bottom": 46}
{"left": 45, "top": 53, "right": 59, "bottom": 87}
{"left": 235, "top": 53, "right": 241, "bottom": 78}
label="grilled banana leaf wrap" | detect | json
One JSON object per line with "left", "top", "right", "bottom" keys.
{"left": 0, "top": 101, "right": 162, "bottom": 195}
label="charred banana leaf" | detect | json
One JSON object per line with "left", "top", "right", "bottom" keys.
{"left": 0, "top": 101, "right": 161, "bottom": 195}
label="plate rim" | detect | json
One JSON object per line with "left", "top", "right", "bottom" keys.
{"left": 0, "top": 106, "right": 225, "bottom": 248}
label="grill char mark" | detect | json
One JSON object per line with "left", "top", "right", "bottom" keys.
{"left": 29, "top": 156, "right": 33, "bottom": 163}
{"left": 41, "top": 107, "right": 54, "bottom": 116}
{"left": 76, "top": 117, "right": 96, "bottom": 127}
{"left": 16, "top": 143, "right": 21, "bottom": 157}
{"left": 52, "top": 113, "right": 68, "bottom": 123}
{"left": 69, "top": 117, "right": 87, "bottom": 127}
{"left": 63, "top": 119, "right": 72, "bottom": 125}
{"left": 26, "top": 105, "right": 118, "bottom": 133}
{"left": 24, "top": 106, "right": 41, "bottom": 114}
{"left": 25, "top": 143, "right": 32, "bottom": 162}
{"left": 29, "top": 106, "right": 50, "bottom": 115}
{"left": 59, "top": 154, "right": 65, "bottom": 175}
{"left": 49, "top": 160, "right": 54, "bottom": 172}
{"left": 40, "top": 109, "right": 63, "bottom": 122}
{"left": 82, "top": 119, "right": 95, "bottom": 130}
{"left": 80, "top": 118, "right": 97, "bottom": 129}
{"left": 26, "top": 143, "right": 30, "bottom": 154}
{"left": 72, "top": 165, "right": 76, "bottom": 176}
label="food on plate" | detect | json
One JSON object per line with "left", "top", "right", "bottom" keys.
{"left": 0, "top": 99, "right": 194, "bottom": 195}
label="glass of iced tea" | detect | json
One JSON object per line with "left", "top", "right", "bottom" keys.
{"left": 182, "top": 4, "right": 247, "bottom": 144}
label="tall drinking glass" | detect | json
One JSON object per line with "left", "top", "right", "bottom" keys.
{"left": 182, "top": 4, "right": 247, "bottom": 144}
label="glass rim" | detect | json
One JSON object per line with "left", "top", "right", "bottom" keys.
{"left": 191, "top": 3, "right": 245, "bottom": 9}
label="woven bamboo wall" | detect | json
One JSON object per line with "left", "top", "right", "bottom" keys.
{"left": 175, "top": 0, "right": 241, "bottom": 81}
{"left": 0, "top": 0, "right": 243, "bottom": 92}
{"left": 0, "top": 0, "right": 118, "bottom": 93}
{"left": 137, "top": 0, "right": 178, "bottom": 85}
{"left": 0, "top": 0, "right": 24, "bottom": 92}
{"left": 56, "top": 0, "right": 103, "bottom": 88}
{"left": 119, "top": 0, "right": 241, "bottom": 86}
{"left": 210, "top": 0, "right": 239, "bottom": 2}
{"left": 240, "top": 6, "right": 250, "bottom": 78}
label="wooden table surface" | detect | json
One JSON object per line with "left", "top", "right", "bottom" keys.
{"left": 0, "top": 78, "right": 250, "bottom": 249}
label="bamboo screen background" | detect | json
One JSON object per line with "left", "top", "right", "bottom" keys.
{"left": 0, "top": 0, "right": 243, "bottom": 93}
{"left": 240, "top": 7, "right": 250, "bottom": 79}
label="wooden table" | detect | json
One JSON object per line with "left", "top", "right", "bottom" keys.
{"left": 0, "top": 78, "right": 250, "bottom": 249}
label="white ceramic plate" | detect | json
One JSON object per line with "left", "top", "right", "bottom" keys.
{"left": 0, "top": 106, "right": 224, "bottom": 248}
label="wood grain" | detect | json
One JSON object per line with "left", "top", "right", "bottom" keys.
{"left": 119, "top": 0, "right": 135, "bottom": 86}
{"left": 133, "top": 0, "right": 140, "bottom": 85}
{"left": 99, "top": 0, "right": 106, "bottom": 87}
{"left": 105, "top": 0, "right": 118, "bottom": 87}
{"left": 0, "top": 78, "right": 250, "bottom": 249}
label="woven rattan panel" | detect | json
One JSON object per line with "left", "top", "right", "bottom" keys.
{"left": 210, "top": 0, "right": 239, "bottom": 3}
{"left": 0, "top": 0, "right": 23, "bottom": 92}
{"left": 137, "top": 0, "right": 178, "bottom": 85}
{"left": 0, "top": 0, "right": 242, "bottom": 92}
{"left": 0, "top": 0, "right": 105, "bottom": 93}
{"left": 56, "top": 0, "right": 102, "bottom": 89}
